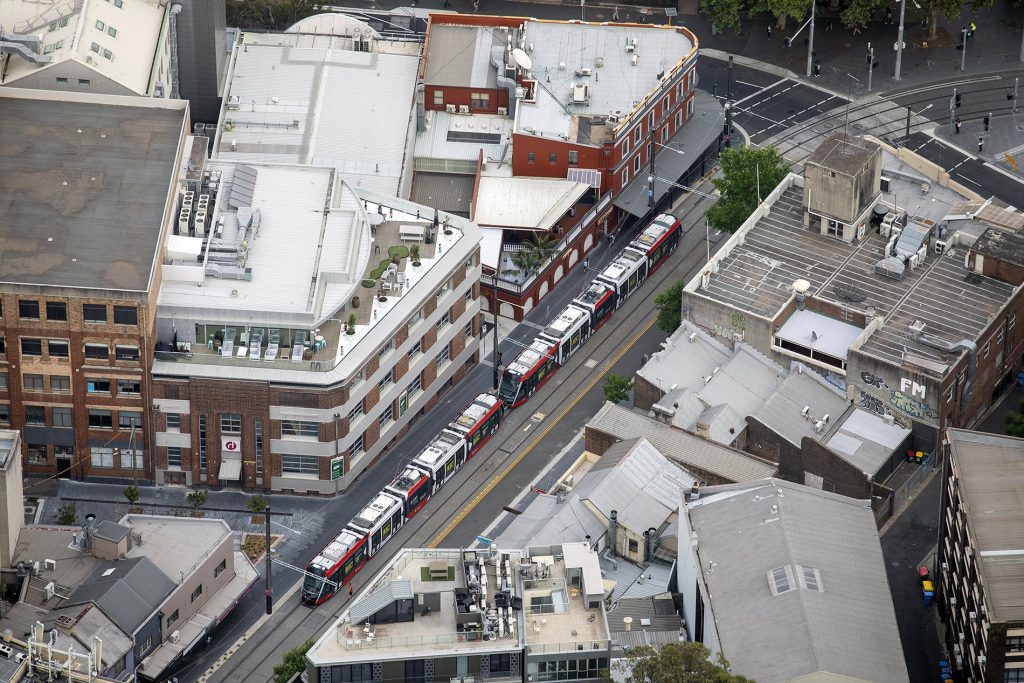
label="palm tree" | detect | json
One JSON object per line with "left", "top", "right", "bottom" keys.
{"left": 500, "top": 232, "right": 559, "bottom": 279}
{"left": 1007, "top": 399, "right": 1024, "bottom": 438}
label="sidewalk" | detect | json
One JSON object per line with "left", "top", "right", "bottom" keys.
{"left": 932, "top": 108, "right": 1024, "bottom": 175}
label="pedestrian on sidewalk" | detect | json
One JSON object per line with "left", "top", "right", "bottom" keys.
{"left": 825, "top": 19, "right": 833, "bottom": 32}
{"left": 813, "top": 60, "right": 821, "bottom": 77}
{"left": 443, "top": 0, "right": 451, "bottom": 6}
{"left": 766, "top": 23, "right": 772, "bottom": 39}
{"left": 583, "top": 257, "right": 590, "bottom": 272}
{"left": 954, "top": 117, "right": 961, "bottom": 134}
{"left": 853, "top": 22, "right": 862, "bottom": 35}
{"left": 885, "top": 7, "right": 893, "bottom": 25}
{"left": 612, "top": 5, "right": 619, "bottom": 21}
{"left": 348, "top": 584, "right": 354, "bottom": 598}
{"left": 978, "top": 137, "right": 984, "bottom": 153}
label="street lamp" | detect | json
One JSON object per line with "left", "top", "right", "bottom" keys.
{"left": 894, "top": 0, "right": 920, "bottom": 81}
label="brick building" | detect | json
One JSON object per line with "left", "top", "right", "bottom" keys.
{"left": 0, "top": 88, "right": 189, "bottom": 481}
{"left": 681, "top": 134, "right": 1024, "bottom": 453}
{"left": 938, "top": 429, "right": 1024, "bottom": 682}
{"left": 149, "top": 160, "right": 481, "bottom": 494}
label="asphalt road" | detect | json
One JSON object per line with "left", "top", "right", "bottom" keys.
{"left": 902, "top": 130, "right": 1023, "bottom": 206}
{"left": 697, "top": 56, "right": 849, "bottom": 144}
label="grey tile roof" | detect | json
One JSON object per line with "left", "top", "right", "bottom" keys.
{"left": 687, "top": 479, "right": 908, "bottom": 683}
{"left": 588, "top": 403, "right": 777, "bottom": 483}
{"left": 751, "top": 368, "right": 851, "bottom": 447}
{"left": 93, "top": 521, "right": 131, "bottom": 543}
{"left": 410, "top": 173, "right": 475, "bottom": 217}
{"left": 494, "top": 495, "right": 605, "bottom": 550}
{"left": 422, "top": 24, "right": 498, "bottom": 88}
{"left": 65, "top": 557, "right": 175, "bottom": 634}
{"left": 947, "top": 429, "right": 1024, "bottom": 622}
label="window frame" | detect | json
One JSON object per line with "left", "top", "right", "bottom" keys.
{"left": 45, "top": 301, "right": 67, "bottom": 321}
{"left": 220, "top": 413, "right": 242, "bottom": 435}
{"left": 48, "top": 339, "right": 69, "bottom": 358}
{"left": 113, "top": 305, "right": 138, "bottom": 325}
{"left": 23, "top": 374, "right": 44, "bottom": 391}
{"left": 50, "top": 375, "right": 71, "bottom": 392}
{"left": 21, "top": 338, "right": 43, "bottom": 356}
{"left": 18, "top": 300, "right": 40, "bottom": 320}
{"left": 281, "top": 420, "right": 319, "bottom": 439}
{"left": 83, "top": 303, "right": 107, "bottom": 323}
{"left": 88, "top": 409, "right": 113, "bottom": 429}
{"left": 84, "top": 343, "right": 109, "bottom": 361}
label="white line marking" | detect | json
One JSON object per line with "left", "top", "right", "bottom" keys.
{"left": 732, "top": 78, "right": 788, "bottom": 106}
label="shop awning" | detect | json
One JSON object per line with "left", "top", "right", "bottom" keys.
{"left": 218, "top": 458, "right": 242, "bottom": 481}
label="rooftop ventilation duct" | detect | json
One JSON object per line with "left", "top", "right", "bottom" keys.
{"left": 908, "top": 321, "right": 977, "bottom": 414}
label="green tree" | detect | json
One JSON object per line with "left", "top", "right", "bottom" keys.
{"left": 655, "top": 280, "right": 684, "bottom": 333}
{"left": 603, "top": 642, "right": 754, "bottom": 683}
{"left": 754, "top": 0, "right": 811, "bottom": 30}
{"left": 707, "top": 146, "right": 791, "bottom": 234}
{"left": 123, "top": 486, "right": 140, "bottom": 506}
{"left": 703, "top": 0, "right": 746, "bottom": 33}
{"left": 839, "top": 0, "right": 995, "bottom": 39}
{"left": 186, "top": 490, "right": 208, "bottom": 516}
{"left": 1006, "top": 399, "right": 1024, "bottom": 438}
{"left": 603, "top": 373, "right": 632, "bottom": 404}
{"left": 248, "top": 494, "right": 269, "bottom": 515}
{"left": 273, "top": 638, "right": 316, "bottom": 683}
{"left": 56, "top": 503, "right": 77, "bottom": 526}
{"left": 226, "top": 0, "right": 318, "bottom": 31}
{"left": 505, "top": 233, "right": 558, "bottom": 278}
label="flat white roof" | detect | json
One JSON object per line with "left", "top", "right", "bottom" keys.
{"left": 474, "top": 176, "right": 590, "bottom": 230}
{"left": 158, "top": 161, "right": 370, "bottom": 328}
{"left": 516, "top": 22, "right": 693, "bottom": 141}
{"left": 215, "top": 32, "right": 420, "bottom": 196}
{"left": 415, "top": 110, "right": 513, "bottom": 163}
{"left": 774, "top": 309, "right": 862, "bottom": 361}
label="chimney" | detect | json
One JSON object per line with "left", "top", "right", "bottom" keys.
{"left": 585, "top": 534, "right": 592, "bottom": 550}
{"left": 689, "top": 483, "right": 700, "bottom": 502}
{"left": 609, "top": 510, "right": 618, "bottom": 556}
{"left": 792, "top": 279, "right": 811, "bottom": 310}
{"left": 644, "top": 528, "right": 656, "bottom": 563}
{"left": 623, "top": 616, "right": 633, "bottom": 632}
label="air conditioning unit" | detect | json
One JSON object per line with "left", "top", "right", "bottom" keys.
{"left": 497, "top": 107, "right": 508, "bottom": 116}
{"left": 445, "top": 104, "right": 456, "bottom": 113}
{"left": 977, "top": 655, "right": 986, "bottom": 666}
{"left": 950, "top": 596, "right": 957, "bottom": 606}
{"left": 934, "top": 240, "right": 946, "bottom": 255}
{"left": 883, "top": 414, "right": 895, "bottom": 425}
{"left": 969, "top": 611, "right": 977, "bottom": 621}
{"left": 170, "top": 630, "right": 181, "bottom": 644}
{"left": 44, "top": 559, "right": 56, "bottom": 571}
{"left": 44, "top": 582, "right": 55, "bottom": 600}
{"left": 227, "top": 95, "right": 240, "bottom": 110}
{"left": 880, "top": 176, "right": 892, "bottom": 192}
{"left": 458, "top": 105, "right": 470, "bottom": 114}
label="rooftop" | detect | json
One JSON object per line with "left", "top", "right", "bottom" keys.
{"left": 65, "top": 556, "right": 175, "bottom": 634}
{"left": 0, "top": 0, "right": 167, "bottom": 95}
{"left": 971, "top": 227, "right": 1024, "bottom": 268}
{"left": 422, "top": 24, "right": 500, "bottom": 88}
{"left": 685, "top": 163, "right": 1018, "bottom": 372}
{"left": 415, "top": 110, "right": 512, "bottom": 165}
{"left": 0, "top": 430, "right": 19, "bottom": 469}
{"left": 120, "top": 515, "right": 232, "bottom": 584}
{"left": 473, "top": 177, "right": 590, "bottom": 230}
{"left": 588, "top": 402, "right": 777, "bottom": 483}
{"left": 686, "top": 479, "right": 908, "bottom": 683}
{"left": 516, "top": 21, "right": 694, "bottom": 142}
{"left": 805, "top": 132, "right": 879, "bottom": 175}
{"left": 947, "top": 429, "right": 1024, "bottom": 622}
{"left": 0, "top": 89, "right": 186, "bottom": 291}
{"left": 214, "top": 31, "right": 420, "bottom": 195}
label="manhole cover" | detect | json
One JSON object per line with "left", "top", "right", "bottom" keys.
{"left": 852, "top": 123, "right": 865, "bottom": 130}
{"left": 823, "top": 121, "right": 834, "bottom": 129}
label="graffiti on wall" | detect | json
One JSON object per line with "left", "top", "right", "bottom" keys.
{"left": 860, "top": 371, "right": 888, "bottom": 390}
{"left": 689, "top": 311, "right": 748, "bottom": 343}
{"left": 858, "top": 369, "right": 937, "bottom": 422}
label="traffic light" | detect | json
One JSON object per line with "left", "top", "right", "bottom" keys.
{"left": 955, "top": 92, "right": 962, "bottom": 109}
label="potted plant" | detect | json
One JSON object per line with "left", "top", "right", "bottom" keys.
{"left": 347, "top": 312, "right": 357, "bottom": 335}
{"left": 443, "top": 218, "right": 453, "bottom": 236}
{"left": 378, "top": 282, "right": 388, "bottom": 303}
{"left": 410, "top": 244, "right": 421, "bottom": 267}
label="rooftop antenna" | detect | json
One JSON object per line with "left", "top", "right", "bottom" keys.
{"left": 843, "top": 74, "right": 861, "bottom": 153}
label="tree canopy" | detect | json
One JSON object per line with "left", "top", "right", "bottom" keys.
{"left": 654, "top": 280, "right": 684, "bottom": 333}
{"left": 706, "top": 146, "right": 790, "bottom": 234}
{"left": 606, "top": 642, "right": 754, "bottom": 683}
{"left": 603, "top": 374, "right": 632, "bottom": 404}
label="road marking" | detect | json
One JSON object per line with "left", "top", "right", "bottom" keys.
{"left": 732, "top": 78, "right": 788, "bottom": 106}
{"left": 583, "top": 358, "right": 598, "bottom": 368}
{"left": 270, "top": 519, "right": 303, "bottom": 535}
{"left": 892, "top": 75, "right": 1001, "bottom": 99}
{"left": 958, "top": 174, "right": 983, "bottom": 188}
{"left": 428, "top": 317, "right": 658, "bottom": 547}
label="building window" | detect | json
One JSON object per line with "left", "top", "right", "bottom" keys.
{"left": 113, "top": 306, "right": 138, "bottom": 325}
{"left": 622, "top": 168, "right": 629, "bottom": 186}
{"left": 90, "top": 42, "right": 100, "bottom": 53}
{"left": 350, "top": 433, "right": 364, "bottom": 458}
{"left": 348, "top": 400, "right": 364, "bottom": 422}
{"left": 622, "top": 138, "right": 629, "bottom": 156}
{"left": 191, "top": 584, "right": 203, "bottom": 602}
{"left": 436, "top": 279, "right": 451, "bottom": 299}
{"left": 281, "top": 454, "right": 318, "bottom": 476}
{"left": 282, "top": 420, "right": 319, "bottom": 438}
{"left": 688, "top": 97, "right": 694, "bottom": 117}
{"left": 255, "top": 418, "right": 263, "bottom": 475}
{"left": 88, "top": 409, "right": 113, "bottom": 429}
{"left": 165, "top": 413, "right": 181, "bottom": 431}
{"left": 634, "top": 127, "right": 641, "bottom": 144}
{"left": 114, "top": 345, "right": 140, "bottom": 361}
{"left": 25, "top": 406, "right": 45, "bottom": 425}
{"left": 410, "top": 372, "right": 423, "bottom": 395}
{"left": 648, "top": 111, "right": 654, "bottom": 129}
{"left": 120, "top": 448, "right": 142, "bottom": 470}
{"left": 436, "top": 345, "right": 451, "bottom": 368}
{"left": 90, "top": 447, "right": 114, "bottom": 468}
{"left": 46, "top": 301, "right": 67, "bottom": 321}
{"left": 1010, "top": 312, "right": 1017, "bottom": 330}
{"left": 215, "top": 559, "right": 227, "bottom": 578}
{"left": 827, "top": 219, "right": 841, "bottom": 237}
{"left": 528, "top": 151, "right": 535, "bottom": 163}
{"left": 19, "top": 300, "right": 39, "bottom": 319}
{"left": 634, "top": 154, "right": 640, "bottom": 174}
{"left": 21, "top": 338, "right": 42, "bottom": 356}
{"left": 166, "top": 609, "right": 179, "bottom": 628}
{"left": 114, "top": 0, "right": 122, "bottom": 7}
{"left": 982, "top": 341, "right": 990, "bottom": 358}
{"left": 167, "top": 447, "right": 182, "bottom": 467}
{"left": 407, "top": 339, "right": 422, "bottom": 359}
{"left": 23, "top": 374, "right": 44, "bottom": 391}
{"left": 102, "top": 49, "right": 112, "bottom": 60}
{"left": 0, "top": 373, "right": 6, "bottom": 389}
{"left": 0, "top": 404, "right": 8, "bottom": 425}
{"left": 78, "top": 79, "right": 91, "bottom": 86}
{"left": 628, "top": 539, "right": 639, "bottom": 553}
{"left": 465, "top": 321, "right": 474, "bottom": 339}
{"left": 221, "top": 413, "right": 241, "bottom": 434}
{"left": 84, "top": 344, "right": 109, "bottom": 360}
{"left": 51, "top": 375, "right": 71, "bottom": 392}
{"left": 83, "top": 303, "right": 106, "bottom": 323}
{"left": 27, "top": 444, "right": 48, "bottom": 465}
{"left": 95, "top": 19, "right": 105, "bottom": 30}
{"left": 676, "top": 110, "right": 683, "bottom": 128}
{"left": 378, "top": 370, "right": 393, "bottom": 391}
{"left": 86, "top": 378, "right": 111, "bottom": 393}
{"left": 470, "top": 92, "right": 490, "bottom": 108}
{"left": 378, "top": 340, "right": 393, "bottom": 361}
{"left": 433, "top": 90, "right": 444, "bottom": 106}
{"left": 568, "top": 150, "right": 579, "bottom": 165}
{"left": 49, "top": 21, "right": 57, "bottom": 31}
{"left": 108, "top": 26, "right": 117, "bottom": 37}
{"left": 408, "top": 308, "right": 423, "bottom": 330}
{"left": 52, "top": 407, "right": 72, "bottom": 428}
{"left": 662, "top": 126, "right": 669, "bottom": 143}
{"left": 436, "top": 311, "right": 450, "bottom": 332}
{"left": 54, "top": 445, "right": 72, "bottom": 461}
{"left": 48, "top": 340, "right": 69, "bottom": 358}
{"left": 198, "top": 415, "right": 207, "bottom": 471}
{"left": 140, "top": 637, "right": 152, "bottom": 655}
{"left": 119, "top": 411, "right": 142, "bottom": 429}
{"left": 379, "top": 402, "right": 394, "bottom": 427}
{"left": 117, "top": 379, "right": 141, "bottom": 394}
{"left": 549, "top": 152, "right": 557, "bottom": 165}
{"left": 56, "top": 77, "right": 69, "bottom": 84}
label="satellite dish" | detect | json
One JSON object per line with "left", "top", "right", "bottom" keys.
{"left": 511, "top": 48, "right": 532, "bottom": 71}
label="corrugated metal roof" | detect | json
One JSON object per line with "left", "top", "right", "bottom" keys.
{"left": 686, "top": 479, "right": 907, "bottom": 683}
{"left": 575, "top": 438, "right": 695, "bottom": 533}
{"left": 947, "top": 429, "right": 1024, "bottom": 622}
{"left": 66, "top": 557, "right": 175, "bottom": 634}
{"left": 423, "top": 24, "right": 498, "bottom": 88}
{"left": 411, "top": 173, "right": 475, "bottom": 216}
{"left": 493, "top": 495, "right": 604, "bottom": 550}
{"left": 588, "top": 403, "right": 776, "bottom": 483}
{"left": 350, "top": 580, "right": 414, "bottom": 625}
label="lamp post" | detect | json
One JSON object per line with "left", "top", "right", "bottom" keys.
{"left": 894, "top": 0, "right": 907, "bottom": 81}
{"left": 806, "top": 0, "right": 816, "bottom": 80}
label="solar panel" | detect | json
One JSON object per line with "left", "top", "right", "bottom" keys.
{"left": 447, "top": 130, "right": 503, "bottom": 144}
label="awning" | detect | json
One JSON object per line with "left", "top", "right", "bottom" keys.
{"left": 218, "top": 458, "right": 242, "bottom": 481}
{"left": 567, "top": 167, "right": 602, "bottom": 188}
{"left": 613, "top": 90, "right": 725, "bottom": 218}
{"left": 479, "top": 226, "right": 504, "bottom": 270}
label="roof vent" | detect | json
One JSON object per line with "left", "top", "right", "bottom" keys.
{"left": 908, "top": 320, "right": 927, "bottom": 338}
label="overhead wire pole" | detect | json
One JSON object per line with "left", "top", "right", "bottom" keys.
{"left": 894, "top": 0, "right": 906, "bottom": 80}
{"left": 265, "top": 502, "right": 273, "bottom": 614}
{"left": 806, "top": 0, "right": 816, "bottom": 79}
